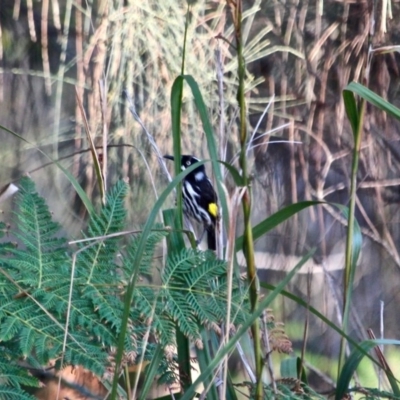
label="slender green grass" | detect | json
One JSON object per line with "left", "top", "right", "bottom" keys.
{"left": 336, "top": 339, "right": 400, "bottom": 400}
{"left": 333, "top": 81, "right": 400, "bottom": 398}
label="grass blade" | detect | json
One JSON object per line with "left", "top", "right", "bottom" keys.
{"left": 345, "top": 82, "right": 400, "bottom": 120}
{"left": 138, "top": 343, "right": 164, "bottom": 400}
{"left": 336, "top": 339, "right": 400, "bottom": 400}
{"left": 182, "top": 75, "right": 229, "bottom": 231}
{"left": 235, "top": 201, "right": 321, "bottom": 250}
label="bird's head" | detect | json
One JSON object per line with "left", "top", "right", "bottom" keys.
{"left": 164, "top": 154, "right": 203, "bottom": 172}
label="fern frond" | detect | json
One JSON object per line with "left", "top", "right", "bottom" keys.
{"left": 163, "top": 248, "right": 202, "bottom": 284}
{"left": 8, "top": 177, "right": 68, "bottom": 289}
{"left": 132, "top": 286, "right": 157, "bottom": 321}
{"left": 159, "top": 247, "right": 250, "bottom": 341}
{"left": 124, "top": 226, "right": 167, "bottom": 277}
{"left": 0, "top": 222, "right": 17, "bottom": 257}
{"left": 83, "top": 283, "right": 124, "bottom": 331}
{"left": 0, "top": 177, "right": 250, "bottom": 398}
{"left": 0, "top": 362, "right": 39, "bottom": 389}
{"left": 155, "top": 356, "right": 180, "bottom": 386}
{"left": 0, "top": 347, "right": 39, "bottom": 398}
{"left": 0, "top": 178, "right": 112, "bottom": 378}
{"left": 70, "top": 181, "right": 129, "bottom": 357}
{"left": 186, "top": 258, "right": 226, "bottom": 291}
{"left": 130, "top": 286, "right": 175, "bottom": 345}
{"left": 162, "top": 286, "right": 200, "bottom": 341}
{"left": 0, "top": 386, "right": 37, "bottom": 400}
{"left": 48, "top": 285, "right": 116, "bottom": 345}
{"left": 77, "top": 180, "right": 128, "bottom": 282}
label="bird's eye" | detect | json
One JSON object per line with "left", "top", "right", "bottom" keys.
{"left": 186, "top": 161, "right": 191, "bottom": 165}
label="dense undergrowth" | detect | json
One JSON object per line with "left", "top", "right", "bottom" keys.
{"left": 1, "top": 0, "right": 400, "bottom": 399}
{"left": 0, "top": 177, "right": 248, "bottom": 398}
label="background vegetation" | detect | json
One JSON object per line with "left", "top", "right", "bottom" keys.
{"left": 1, "top": 0, "right": 400, "bottom": 398}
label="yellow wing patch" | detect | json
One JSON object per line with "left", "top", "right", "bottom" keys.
{"left": 208, "top": 203, "right": 218, "bottom": 218}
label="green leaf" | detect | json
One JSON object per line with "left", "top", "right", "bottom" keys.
{"left": 182, "top": 74, "right": 230, "bottom": 235}
{"left": 0, "top": 386, "right": 37, "bottom": 400}
{"left": 336, "top": 339, "right": 400, "bottom": 400}
{"left": 183, "top": 75, "right": 218, "bottom": 180}
{"left": 334, "top": 204, "right": 362, "bottom": 273}
{"left": 170, "top": 76, "right": 184, "bottom": 180}
{"left": 219, "top": 160, "right": 244, "bottom": 186}
{"left": 163, "top": 208, "right": 187, "bottom": 250}
{"left": 235, "top": 201, "right": 321, "bottom": 250}
{"left": 344, "top": 82, "right": 400, "bottom": 120}
{"left": 170, "top": 76, "right": 184, "bottom": 229}
{"left": 196, "top": 328, "right": 220, "bottom": 399}
{"left": 10, "top": 177, "right": 68, "bottom": 289}
{"left": 138, "top": 343, "right": 164, "bottom": 400}
{"left": 78, "top": 180, "right": 128, "bottom": 284}
{"left": 342, "top": 89, "right": 359, "bottom": 135}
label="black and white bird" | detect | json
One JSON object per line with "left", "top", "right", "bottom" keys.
{"left": 164, "top": 154, "right": 218, "bottom": 250}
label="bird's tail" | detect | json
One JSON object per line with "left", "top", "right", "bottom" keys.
{"left": 206, "top": 224, "right": 216, "bottom": 251}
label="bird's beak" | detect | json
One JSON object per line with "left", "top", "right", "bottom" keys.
{"left": 164, "top": 155, "right": 174, "bottom": 161}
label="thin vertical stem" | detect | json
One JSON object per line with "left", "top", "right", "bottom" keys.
{"left": 181, "top": 4, "right": 191, "bottom": 76}
{"left": 41, "top": 0, "right": 51, "bottom": 95}
{"left": 0, "top": 20, "right": 3, "bottom": 102}
{"left": 26, "top": 0, "right": 37, "bottom": 42}
{"left": 54, "top": 0, "right": 73, "bottom": 160}
{"left": 216, "top": 46, "right": 225, "bottom": 257}
{"left": 74, "top": 0, "right": 84, "bottom": 183}
{"left": 230, "top": 0, "right": 263, "bottom": 398}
